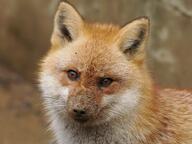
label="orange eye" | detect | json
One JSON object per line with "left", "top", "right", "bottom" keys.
{"left": 67, "top": 70, "right": 80, "bottom": 81}
{"left": 98, "top": 78, "right": 113, "bottom": 88}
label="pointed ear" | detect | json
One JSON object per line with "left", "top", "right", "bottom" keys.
{"left": 51, "top": 2, "right": 83, "bottom": 46}
{"left": 117, "top": 17, "right": 150, "bottom": 61}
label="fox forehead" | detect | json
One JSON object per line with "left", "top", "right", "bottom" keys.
{"left": 51, "top": 36, "right": 132, "bottom": 79}
{"left": 83, "top": 23, "right": 120, "bottom": 41}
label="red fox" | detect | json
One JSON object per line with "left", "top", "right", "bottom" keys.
{"left": 39, "top": 2, "right": 192, "bottom": 144}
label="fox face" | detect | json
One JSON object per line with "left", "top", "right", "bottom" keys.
{"left": 39, "top": 2, "right": 151, "bottom": 126}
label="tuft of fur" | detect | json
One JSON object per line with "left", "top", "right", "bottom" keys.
{"left": 39, "top": 2, "right": 192, "bottom": 144}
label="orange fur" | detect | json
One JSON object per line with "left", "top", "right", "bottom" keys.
{"left": 39, "top": 2, "right": 192, "bottom": 144}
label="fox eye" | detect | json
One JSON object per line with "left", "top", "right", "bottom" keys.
{"left": 67, "top": 70, "right": 79, "bottom": 81}
{"left": 98, "top": 78, "right": 113, "bottom": 88}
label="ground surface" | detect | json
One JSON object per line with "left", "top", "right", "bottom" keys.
{"left": 0, "top": 65, "right": 50, "bottom": 144}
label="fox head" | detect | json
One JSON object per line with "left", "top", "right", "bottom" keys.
{"left": 39, "top": 2, "right": 152, "bottom": 126}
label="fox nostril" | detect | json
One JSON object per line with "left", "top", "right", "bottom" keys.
{"left": 73, "top": 109, "right": 86, "bottom": 115}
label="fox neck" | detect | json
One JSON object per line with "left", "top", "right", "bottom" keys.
{"left": 133, "top": 69, "right": 162, "bottom": 142}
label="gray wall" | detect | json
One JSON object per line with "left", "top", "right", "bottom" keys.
{"left": 0, "top": 0, "right": 192, "bottom": 88}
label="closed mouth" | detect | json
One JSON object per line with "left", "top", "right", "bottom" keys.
{"left": 74, "top": 116, "right": 89, "bottom": 123}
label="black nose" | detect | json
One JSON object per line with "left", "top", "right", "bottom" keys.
{"left": 72, "top": 109, "right": 89, "bottom": 122}
{"left": 73, "top": 109, "right": 86, "bottom": 117}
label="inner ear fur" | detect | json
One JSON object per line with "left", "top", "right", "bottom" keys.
{"left": 117, "top": 17, "right": 150, "bottom": 58}
{"left": 51, "top": 2, "right": 83, "bottom": 46}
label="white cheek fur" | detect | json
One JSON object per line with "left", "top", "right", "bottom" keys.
{"left": 39, "top": 72, "right": 68, "bottom": 97}
{"left": 102, "top": 86, "right": 140, "bottom": 119}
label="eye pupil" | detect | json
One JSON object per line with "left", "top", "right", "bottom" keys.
{"left": 99, "top": 78, "right": 113, "bottom": 88}
{"left": 67, "top": 70, "right": 79, "bottom": 81}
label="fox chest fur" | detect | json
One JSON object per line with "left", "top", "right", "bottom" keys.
{"left": 39, "top": 2, "right": 192, "bottom": 144}
{"left": 51, "top": 118, "right": 130, "bottom": 144}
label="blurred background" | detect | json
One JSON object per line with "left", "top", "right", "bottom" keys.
{"left": 0, "top": 0, "right": 191, "bottom": 144}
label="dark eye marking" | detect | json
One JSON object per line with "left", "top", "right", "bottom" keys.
{"left": 67, "top": 70, "right": 80, "bottom": 81}
{"left": 98, "top": 77, "right": 113, "bottom": 88}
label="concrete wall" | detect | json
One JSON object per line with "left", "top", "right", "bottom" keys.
{"left": 0, "top": 0, "right": 192, "bottom": 88}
